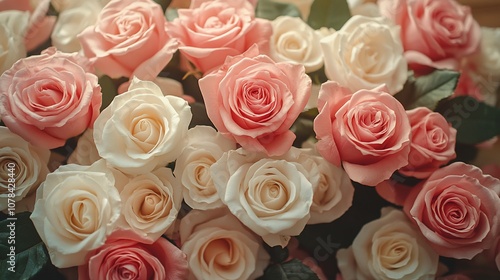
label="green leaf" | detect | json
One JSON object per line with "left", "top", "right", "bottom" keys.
{"left": 98, "top": 75, "right": 118, "bottom": 111}
{"left": 153, "top": 0, "right": 172, "bottom": 12}
{"left": 394, "top": 70, "right": 460, "bottom": 110}
{"left": 256, "top": 0, "right": 302, "bottom": 20}
{"left": 435, "top": 96, "right": 500, "bottom": 145}
{"left": 258, "top": 258, "right": 320, "bottom": 280}
{"left": 165, "top": 8, "right": 179, "bottom": 21}
{"left": 307, "top": 0, "right": 351, "bottom": 30}
{"left": 0, "top": 212, "right": 51, "bottom": 280}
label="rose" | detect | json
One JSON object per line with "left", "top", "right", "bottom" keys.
{"left": 78, "top": 229, "right": 188, "bottom": 280}
{"left": 272, "top": 0, "right": 314, "bottom": 20}
{"left": 0, "top": 126, "right": 50, "bottom": 211}
{"left": 399, "top": 107, "right": 457, "bottom": 178}
{"left": 0, "top": 47, "right": 101, "bottom": 149}
{"left": 404, "top": 162, "right": 500, "bottom": 259}
{"left": 166, "top": 0, "right": 272, "bottom": 73}
{"left": 93, "top": 77, "right": 192, "bottom": 175}
{"left": 67, "top": 129, "right": 101, "bottom": 165}
{"left": 51, "top": 0, "right": 109, "bottom": 11}
{"left": 269, "top": 16, "right": 323, "bottom": 73}
{"left": 174, "top": 126, "right": 236, "bottom": 210}
{"left": 78, "top": 0, "right": 178, "bottom": 79}
{"left": 211, "top": 147, "right": 314, "bottom": 247}
{"left": 378, "top": 0, "right": 481, "bottom": 74}
{"left": 199, "top": 46, "right": 311, "bottom": 156}
{"left": 116, "top": 167, "right": 182, "bottom": 242}
{"left": 349, "top": 1, "right": 381, "bottom": 17}
{"left": 0, "top": 10, "right": 28, "bottom": 73}
{"left": 179, "top": 208, "right": 270, "bottom": 280}
{"left": 30, "top": 160, "right": 122, "bottom": 268}
{"left": 337, "top": 207, "right": 439, "bottom": 280}
{"left": 314, "top": 81, "right": 411, "bottom": 186}
{"left": 320, "top": 15, "right": 407, "bottom": 94}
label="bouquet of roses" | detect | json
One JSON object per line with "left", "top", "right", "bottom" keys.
{"left": 1, "top": 0, "right": 500, "bottom": 279}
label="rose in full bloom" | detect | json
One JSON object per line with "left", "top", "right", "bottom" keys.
{"left": 0, "top": 47, "right": 101, "bottom": 149}
{"left": 180, "top": 208, "right": 270, "bottom": 280}
{"left": 67, "top": 129, "right": 101, "bottom": 166}
{"left": 0, "top": 126, "right": 50, "bottom": 211}
{"left": 269, "top": 16, "right": 323, "bottom": 73}
{"left": 116, "top": 167, "right": 182, "bottom": 242}
{"left": 404, "top": 162, "right": 500, "bottom": 259}
{"left": 78, "top": 229, "right": 188, "bottom": 280}
{"left": 399, "top": 107, "right": 457, "bottom": 179}
{"left": 0, "top": 10, "right": 28, "bottom": 73}
{"left": 378, "top": 0, "right": 481, "bottom": 74}
{"left": 78, "top": 0, "right": 178, "bottom": 79}
{"left": 314, "top": 81, "right": 411, "bottom": 186}
{"left": 321, "top": 15, "right": 407, "bottom": 94}
{"left": 199, "top": 46, "right": 311, "bottom": 156}
{"left": 337, "top": 207, "right": 439, "bottom": 280}
{"left": 93, "top": 77, "right": 192, "bottom": 175}
{"left": 166, "top": 0, "right": 272, "bottom": 73}
{"left": 30, "top": 160, "right": 122, "bottom": 268}
{"left": 174, "top": 126, "right": 236, "bottom": 210}
{"left": 211, "top": 147, "right": 315, "bottom": 247}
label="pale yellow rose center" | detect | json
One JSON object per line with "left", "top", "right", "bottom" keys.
{"left": 69, "top": 197, "right": 98, "bottom": 235}
{"left": 131, "top": 117, "right": 162, "bottom": 153}
{"left": 258, "top": 180, "right": 288, "bottom": 211}
{"left": 131, "top": 186, "right": 172, "bottom": 221}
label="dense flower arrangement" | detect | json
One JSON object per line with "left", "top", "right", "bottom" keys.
{"left": 0, "top": 0, "right": 500, "bottom": 279}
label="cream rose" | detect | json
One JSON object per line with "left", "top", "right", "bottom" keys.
{"left": 30, "top": 159, "right": 122, "bottom": 268}
{"left": 270, "top": 16, "right": 324, "bottom": 73}
{"left": 0, "top": 10, "right": 28, "bottom": 74}
{"left": 211, "top": 147, "right": 315, "bottom": 247}
{"left": 0, "top": 126, "right": 50, "bottom": 211}
{"left": 337, "top": 207, "right": 439, "bottom": 280}
{"left": 67, "top": 129, "right": 100, "bottom": 165}
{"left": 174, "top": 126, "right": 236, "bottom": 210}
{"left": 321, "top": 15, "right": 407, "bottom": 94}
{"left": 180, "top": 208, "right": 270, "bottom": 280}
{"left": 115, "top": 167, "right": 182, "bottom": 242}
{"left": 93, "top": 77, "right": 192, "bottom": 175}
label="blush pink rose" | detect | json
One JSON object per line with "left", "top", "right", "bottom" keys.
{"left": 379, "top": 0, "right": 481, "bottom": 75}
{"left": 0, "top": 47, "right": 101, "bottom": 149}
{"left": 167, "top": 0, "right": 272, "bottom": 73}
{"left": 399, "top": 107, "right": 457, "bottom": 179}
{"left": 79, "top": 229, "right": 188, "bottom": 280}
{"left": 78, "top": 0, "right": 178, "bottom": 79}
{"left": 198, "top": 45, "right": 311, "bottom": 156}
{"left": 404, "top": 162, "right": 500, "bottom": 259}
{"left": 313, "top": 81, "right": 411, "bottom": 186}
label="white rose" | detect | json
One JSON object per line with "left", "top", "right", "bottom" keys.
{"left": 337, "top": 207, "right": 439, "bottom": 280}
{"left": 180, "top": 208, "right": 270, "bottom": 280}
{"left": 0, "top": 10, "right": 29, "bottom": 74}
{"left": 272, "top": 0, "right": 314, "bottom": 20}
{"left": 270, "top": 16, "right": 323, "bottom": 73}
{"left": 116, "top": 167, "right": 182, "bottom": 242}
{"left": 51, "top": 1, "right": 103, "bottom": 53}
{"left": 94, "top": 77, "right": 192, "bottom": 175}
{"left": 67, "top": 129, "right": 100, "bottom": 165}
{"left": 211, "top": 147, "right": 314, "bottom": 247}
{"left": 0, "top": 127, "right": 50, "bottom": 211}
{"left": 174, "top": 126, "right": 236, "bottom": 210}
{"left": 30, "top": 159, "right": 122, "bottom": 268}
{"left": 321, "top": 15, "right": 408, "bottom": 94}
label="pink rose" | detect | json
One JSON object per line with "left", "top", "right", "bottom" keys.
{"left": 313, "top": 81, "right": 411, "bottom": 186}
{"left": 379, "top": 0, "right": 481, "bottom": 75}
{"left": 79, "top": 230, "right": 188, "bottom": 280}
{"left": 404, "top": 162, "right": 500, "bottom": 259}
{"left": 198, "top": 46, "right": 311, "bottom": 156}
{"left": 399, "top": 107, "right": 457, "bottom": 179}
{"left": 0, "top": 47, "right": 101, "bottom": 149}
{"left": 167, "top": 0, "right": 272, "bottom": 73}
{"left": 78, "top": 0, "right": 178, "bottom": 79}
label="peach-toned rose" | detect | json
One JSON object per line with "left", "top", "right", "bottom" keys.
{"left": 199, "top": 46, "right": 311, "bottom": 156}
{"left": 0, "top": 47, "right": 101, "bottom": 149}
{"left": 78, "top": 229, "right": 188, "bottom": 280}
{"left": 179, "top": 208, "right": 270, "bottom": 280}
{"left": 337, "top": 207, "right": 439, "bottom": 280}
{"left": 404, "top": 162, "right": 500, "bottom": 259}
{"left": 78, "top": 0, "right": 178, "bottom": 79}
{"left": 167, "top": 0, "right": 272, "bottom": 73}
{"left": 314, "top": 81, "right": 411, "bottom": 186}
{"left": 399, "top": 107, "right": 457, "bottom": 179}
{"left": 0, "top": 10, "right": 28, "bottom": 74}
{"left": 379, "top": 0, "right": 481, "bottom": 75}
{"left": 30, "top": 160, "right": 122, "bottom": 268}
